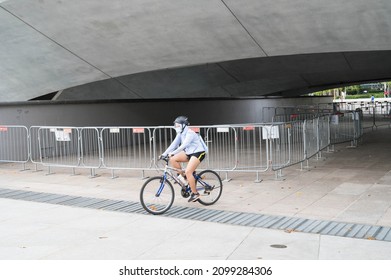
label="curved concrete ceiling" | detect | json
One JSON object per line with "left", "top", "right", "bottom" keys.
{"left": 1, "top": 0, "right": 391, "bottom": 102}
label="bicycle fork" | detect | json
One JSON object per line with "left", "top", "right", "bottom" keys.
{"left": 156, "top": 174, "right": 167, "bottom": 197}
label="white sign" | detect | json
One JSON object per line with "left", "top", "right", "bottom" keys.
{"left": 216, "top": 127, "right": 230, "bottom": 133}
{"left": 262, "top": 126, "right": 279, "bottom": 139}
{"left": 55, "top": 129, "right": 71, "bottom": 141}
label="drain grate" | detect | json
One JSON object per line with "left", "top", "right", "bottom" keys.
{"left": 1, "top": 187, "right": 391, "bottom": 242}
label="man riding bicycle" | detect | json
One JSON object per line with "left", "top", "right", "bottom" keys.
{"left": 161, "top": 116, "right": 208, "bottom": 202}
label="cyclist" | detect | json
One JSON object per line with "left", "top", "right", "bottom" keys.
{"left": 161, "top": 116, "right": 208, "bottom": 202}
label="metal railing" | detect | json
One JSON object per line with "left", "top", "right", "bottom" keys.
{"left": 327, "top": 101, "right": 391, "bottom": 130}
{"left": 270, "top": 121, "right": 305, "bottom": 171}
{"left": 0, "top": 112, "right": 365, "bottom": 180}
{"left": 0, "top": 125, "right": 29, "bottom": 164}
{"left": 101, "top": 127, "right": 153, "bottom": 170}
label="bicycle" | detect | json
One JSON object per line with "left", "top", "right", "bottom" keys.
{"left": 140, "top": 156, "right": 223, "bottom": 215}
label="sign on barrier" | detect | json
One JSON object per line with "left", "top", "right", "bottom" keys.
{"left": 262, "top": 126, "right": 279, "bottom": 139}
{"left": 133, "top": 128, "right": 145, "bottom": 133}
{"left": 54, "top": 128, "right": 72, "bottom": 141}
{"left": 216, "top": 127, "right": 230, "bottom": 133}
{"left": 38, "top": 127, "right": 80, "bottom": 167}
{"left": 243, "top": 126, "right": 254, "bottom": 131}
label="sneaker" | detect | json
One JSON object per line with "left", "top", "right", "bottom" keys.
{"left": 188, "top": 192, "right": 200, "bottom": 202}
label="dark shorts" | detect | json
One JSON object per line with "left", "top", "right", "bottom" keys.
{"left": 186, "top": 151, "right": 206, "bottom": 162}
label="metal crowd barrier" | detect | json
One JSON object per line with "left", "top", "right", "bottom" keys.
{"left": 0, "top": 125, "right": 29, "bottom": 165}
{"left": 329, "top": 112, "right": 358, "bottom": 146}
{"left": 203, "top": 124, "right": 269, "bottom": 181}
{"left": 304, "top": 118, "right": 319, "bottom": 160}
{"left": 318, "top": 115, "right": 331, "bottom": 152}
{"left": 233, "top": 125, "right": 269, "bottom": 174}
{"left": 37, "top": 126, "right": 80, "bottom": 173}
{"left": 0, "top": 114, "right": 363, "bottom": 181}
{"left": 270, "top": 121, "right": 305, "bottom": 172}
{"left": 152, "top": 126, "right": 178, "bottom": 165}
{"left": 29, "top": 126, "right": 41, "bottom": 165}
{"left": 332, "top": 101, "right": 391, "bottom": 130}
{"left": 79, "top": 127, "right": 101, "bottom": 169}
{"left": 205, "top": 125, "right": 237, "bottom": 171}
{"left": 101, "top": 127, "right": 153, "bottom": 169}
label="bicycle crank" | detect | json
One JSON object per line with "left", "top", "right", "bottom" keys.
{"left": 181, "top": 188, "right": 190, "bottom": 198}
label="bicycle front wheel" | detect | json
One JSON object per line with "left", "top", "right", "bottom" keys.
{"left": 196, "top": 170, "right": 223, "bottom": 206}
{"left": 140, "top": 176, "right": 175, "bottom": 215}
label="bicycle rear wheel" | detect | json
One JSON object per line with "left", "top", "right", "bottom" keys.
{"left": 140, "top": 176, "right": 175, "bottom": 215}
{"left": 196, "top": 170, "right": 223, "bottom": 206}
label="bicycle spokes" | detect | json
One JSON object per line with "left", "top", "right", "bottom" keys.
{"left": 140, "top": 176, "right": 175, "bottom": 215}
{"left": 196, "top": 170, "right": 223, "bottom": 206}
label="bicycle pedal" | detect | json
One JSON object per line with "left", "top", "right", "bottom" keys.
{"left": 204, "top": 187, "right": 212, "bottom": 194}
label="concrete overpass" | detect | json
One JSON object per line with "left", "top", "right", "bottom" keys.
{"left": 1, "top": 0, "right": 391, "bottom": 102}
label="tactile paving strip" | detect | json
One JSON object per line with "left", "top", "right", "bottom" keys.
{"left": 1, "top": 187, "right": 390, "bottom": 242}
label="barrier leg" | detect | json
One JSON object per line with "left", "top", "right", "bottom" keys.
{"left": 71, "top": 167, "right": 80, "bottom": 176}
{"left": 45, "top": 166, "right": 54, "bottom": 176}
{"left": 141, "top": 170, "right": 149, "bottom": 180}
{"left": 300, "top": 160, "right": 311, "bottom": 171}
{"left": 20, "top": 163, "right": 30, "bottom": 172}
{"left": 254, "top": 171, "right": 263, "bottom": 183}
{"left": 223, "top": 171, "right": 232, "bottom": 182}
{"left": 111, "top": 169, "right": 118, "bottom": 179}
{"left": 327, "top": 145, "right": 335, "bottom": 153}
{"left": 89, "top": 168, "right": 99, "bottom": 179}
{"left": 275, "top": 170, "right": 285, "bottom": 181}
{"left": 33, "top": 163, "right": 42, "bottom": 172}
{"left": 347, "top": 140, "right": 357, "bottom": 149}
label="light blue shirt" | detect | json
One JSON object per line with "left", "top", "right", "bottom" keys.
{"left": 163, "top": 126, "right": 207, "bottom": 156}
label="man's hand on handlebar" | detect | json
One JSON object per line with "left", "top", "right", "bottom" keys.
{"left": 159, "top": 154, "right": 169, "bottom": 161}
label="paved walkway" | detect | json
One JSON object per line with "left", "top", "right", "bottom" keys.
{"left": 1, "top": 126, "right": 391, "bottom": 259}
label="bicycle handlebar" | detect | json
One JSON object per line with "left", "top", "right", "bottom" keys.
{"left": 159, "top": 155, "right": 169, "bottom": 163}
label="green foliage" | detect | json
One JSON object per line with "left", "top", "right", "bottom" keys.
{"left": 344, "top": 92, "right": 384, "bottom": 99}
{"left": 309, "top": 82, "right": 391, "bottom": 99}
{"left": 346, "top": 85, "right": 360, "bottom": 95}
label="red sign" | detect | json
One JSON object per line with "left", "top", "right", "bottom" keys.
{"left": 243, "top": 126, "right": 255, "bottom": 131}
{"left": 0, "top": 126, "right": 8, "bottom": 132}
{"left": 190, "top": 127, "right": 200, "bottom": 133}
{"left": 133, "top": 128, "right": 145, "bottom": 133}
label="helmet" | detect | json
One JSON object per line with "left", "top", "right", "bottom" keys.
{"left": 173, "top": 116, "right": 189, "bottom": 126}
{"left": 173, "top": 116, "right": 189, "bottom": 133}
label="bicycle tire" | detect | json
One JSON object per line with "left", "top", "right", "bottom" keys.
{"left": 196, "top": 170, "right": 223, "bottom": 206}
{"left": 140, "top": 176, "right": 175, "bottom": 215}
